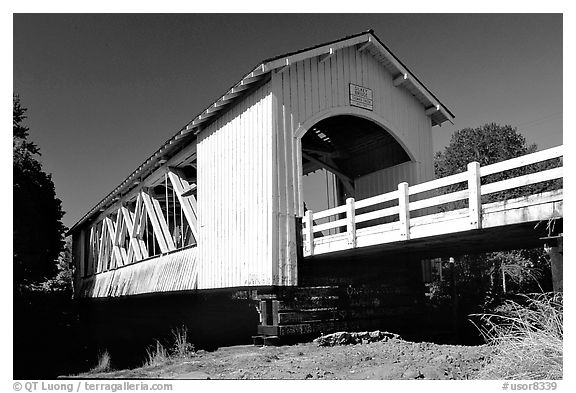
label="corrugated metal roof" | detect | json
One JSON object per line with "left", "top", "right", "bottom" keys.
{"left": 68, "top": 29, "right": 454, "bottom": 235}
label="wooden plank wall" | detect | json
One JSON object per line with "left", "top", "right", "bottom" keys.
{"left": 355, "top": 161, "right": 419, "bottom": 200}
{"left": 196, "top": 83, "right": 274, "bottom": 289}
{"left": 271, "top": 45, "right": 435, "bottom": 286}
{"left": 78, "top": 247, "right": 198, "bottom": 298}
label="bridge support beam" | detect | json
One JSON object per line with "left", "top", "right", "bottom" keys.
{"left": 547, "top": 237, "right": 563, "bottom": 292}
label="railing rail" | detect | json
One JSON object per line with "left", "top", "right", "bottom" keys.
{"left": 302, "top": 145, "right": 563, "bottom": 257}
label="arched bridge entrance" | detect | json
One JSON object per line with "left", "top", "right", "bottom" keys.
{"left": 301, "top": 115, "right": 411, "bottom": 210}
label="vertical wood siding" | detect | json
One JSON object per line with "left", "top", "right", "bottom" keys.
{"left": 354, "top": 161, "right": 418, "bottom": 200}
{"left": 78, "top": 247, "right": 198, "bottom": 298}
{"left": 73, "top": 44, "right": 438, "bottom": 293}
{"left": 197, "top": 83, "right": 273, "bottom": 289}
{"left": 271, "top": 45, "right": 435, "bottom": 286}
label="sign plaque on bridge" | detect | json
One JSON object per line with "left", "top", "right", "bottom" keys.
{"left": 349, "top": 83, "right": 373, "bottom": 111}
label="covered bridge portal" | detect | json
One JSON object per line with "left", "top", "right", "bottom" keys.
{"left": 69, "top": 31, "right": 561, "bottom": 343}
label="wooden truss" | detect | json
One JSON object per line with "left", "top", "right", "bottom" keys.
{"left": 87, "top": 169, "right": 199, "bottom": 274}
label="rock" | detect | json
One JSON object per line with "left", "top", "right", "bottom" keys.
{"left": 314, "top": 330, "right": 401, "bottom": 346}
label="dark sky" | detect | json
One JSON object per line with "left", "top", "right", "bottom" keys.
{"left": 13, "top": 14, "right": 563, "bottom": 229}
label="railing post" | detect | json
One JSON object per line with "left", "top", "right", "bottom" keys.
{"left": 398, "top": 182, "right": 410, "bottom": 240}
{"left": 346, "top": 198, "right": 356, "bottom": 248}
{"left": 304, "top": 210, "right": 314, "bottom": 256}
{"left": 467, "top": 162, "right": 482, "bottom": 229}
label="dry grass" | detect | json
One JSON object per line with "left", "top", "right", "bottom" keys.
{"left": 474, "top": 292, "right": 562, "bottom": 380}
{"left": 171, "top": 325, "right": 195, "bottom": 358}
{"left": 145, "top": 340, "right": 170, "bottom": 367}
{"left": 145, "top": 326, "right": 195, "bottom": 367}
{"left": 91, "top": 350, "right": 112, "bottom": 373}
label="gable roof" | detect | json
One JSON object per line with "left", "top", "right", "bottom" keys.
{"left": 68, "top": 29, "right": 454, "bottom": 234}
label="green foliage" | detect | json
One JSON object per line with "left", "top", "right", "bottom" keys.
{"left": 41, "top": 237, "right": 74, "bottom": 292}
{"left": 435, "top": 123, "right": 561, "bottom": 206}
{"left": 431, "top": 123, "right": 555, "bottom": 312}
{"left": 13, "top": 94, "right": 67, "bottom": 290}
{"left": 434, "top": 123, "right": 536, "bottom": 178}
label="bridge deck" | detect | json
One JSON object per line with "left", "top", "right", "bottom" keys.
{"left": 305, "top": 191, "right": 562, "bottom": 262}
{"left": 302, "top": 146, "right": 563, "bottom": 259}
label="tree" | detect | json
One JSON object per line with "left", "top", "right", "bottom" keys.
{"left": 434, "top": 123, "right": 536, "bottom": 178}
{"left": 435, "top": 123, "right": 560, "bottom": 202}
{"left": 41, "top": 237, "right": 73, "bottom": 292}
{"left": 13, "top": 94, "right": 66, "bottom": 290}
{"left": 432, "top": 123, "right": 556, "bottom": 311}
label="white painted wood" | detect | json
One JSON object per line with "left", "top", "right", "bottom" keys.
{"left": 151, "top": 195, "right": 176, "bottom": 251}
{"left": 355, "top": 189, "right": 399, "bottom": 209}
{"left": 104, "top": 216, "right": 125, "bottom": 267}
{"left": 408, "top": 171, "right": 468, "bottom": 195}
{"left": 481, "top": 167, "right": 563, "bottom": 195}
{"left": 197, "top": 83, "right": 273, "bottom": 289}
{"left": 264, "top": 34, "right": 369, "bottom": 72}
{"left": 113, "top": 208, "right": 124, "bottom": 246}
{"left": 482, "top": 189, "right": 563, "bottom": 214}
{"left": 319, "top": 48, "right": 334, "bottom": 64}
{"left": 468, "top": 162, "right": 482, "bottom": 229}
{"left": 398, "top": 182, "right": 410, "bottom": 240}
{"left": 424, "top": 105, "right": 440, "bottom": 116}
{"left": 272, "top": 45, "right": 437, "bottom": 283}
{"left": 132, "top": 194, "right": 143, "bottom": 238}
{"left": 357, "top": 36, "right": 372, "bottom": 52}
{"left": 78, "top": 247, "right": 199, "bottom": 298}
{"left": 121, "top": 206, "right": 143, "bottom": 261}
{"left": 88, "top": 226, "right": 95, "bottom": 276}
{"left": 346, "top": 198, "right": 356, "bottom": 248}
{"left": 393, "top": 73, "right": 408, "bottom": 86}
{"left": 368, "top": 36, "right": 453, "bottom": 123}
{"left": 409, "top": 208, "right": 469, "bottom": 227}
{"left": 481, "top": 146, "right": 563, "bottom": 176}
{"left": 140, "top": 191, "right": 171, "bottom": 253}
{"left": 313, "top": 217, "right": 347, "bottom": 233}
{"left": 311, "top": 204, "right": 347, "bottom": 220}
{"left": 304, "top": 210, "right": 314, "bottom": 256}
{"left": 301, "top": 147, "right": 562, "bottom": 258}
{"left": 97, "top": 222, "right": 106, "bottom": 273}
{"left": 355, "top": 205, "right": 400, "bottom": 224}
{"left": 482, "top": 200, "right": 562, "bottom": 228}
{"left": 75, "top": 33, "right": 564, "bottom": 294}
{"left": 409, "top": 216, "right": 471, "bottom": 239}
{"left": 167, "top": 169, "right": 198, "bottom": 241}
{"left": 409, "top": 189, "right": 468, "bottom": 212}
{"left": 84, "top": 144, "right": 197, "bottom": 231}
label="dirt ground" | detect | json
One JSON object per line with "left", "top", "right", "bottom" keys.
{"left": 79, "top": 335, "right": 493, "bottom": 380}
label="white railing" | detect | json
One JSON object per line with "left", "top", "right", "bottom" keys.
{"left": 302, "top": 145, "right": 563, "bottom": 257}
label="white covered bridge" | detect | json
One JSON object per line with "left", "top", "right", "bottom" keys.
{"left": 69, "top": 30, "right": 563, "bottom": 342}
